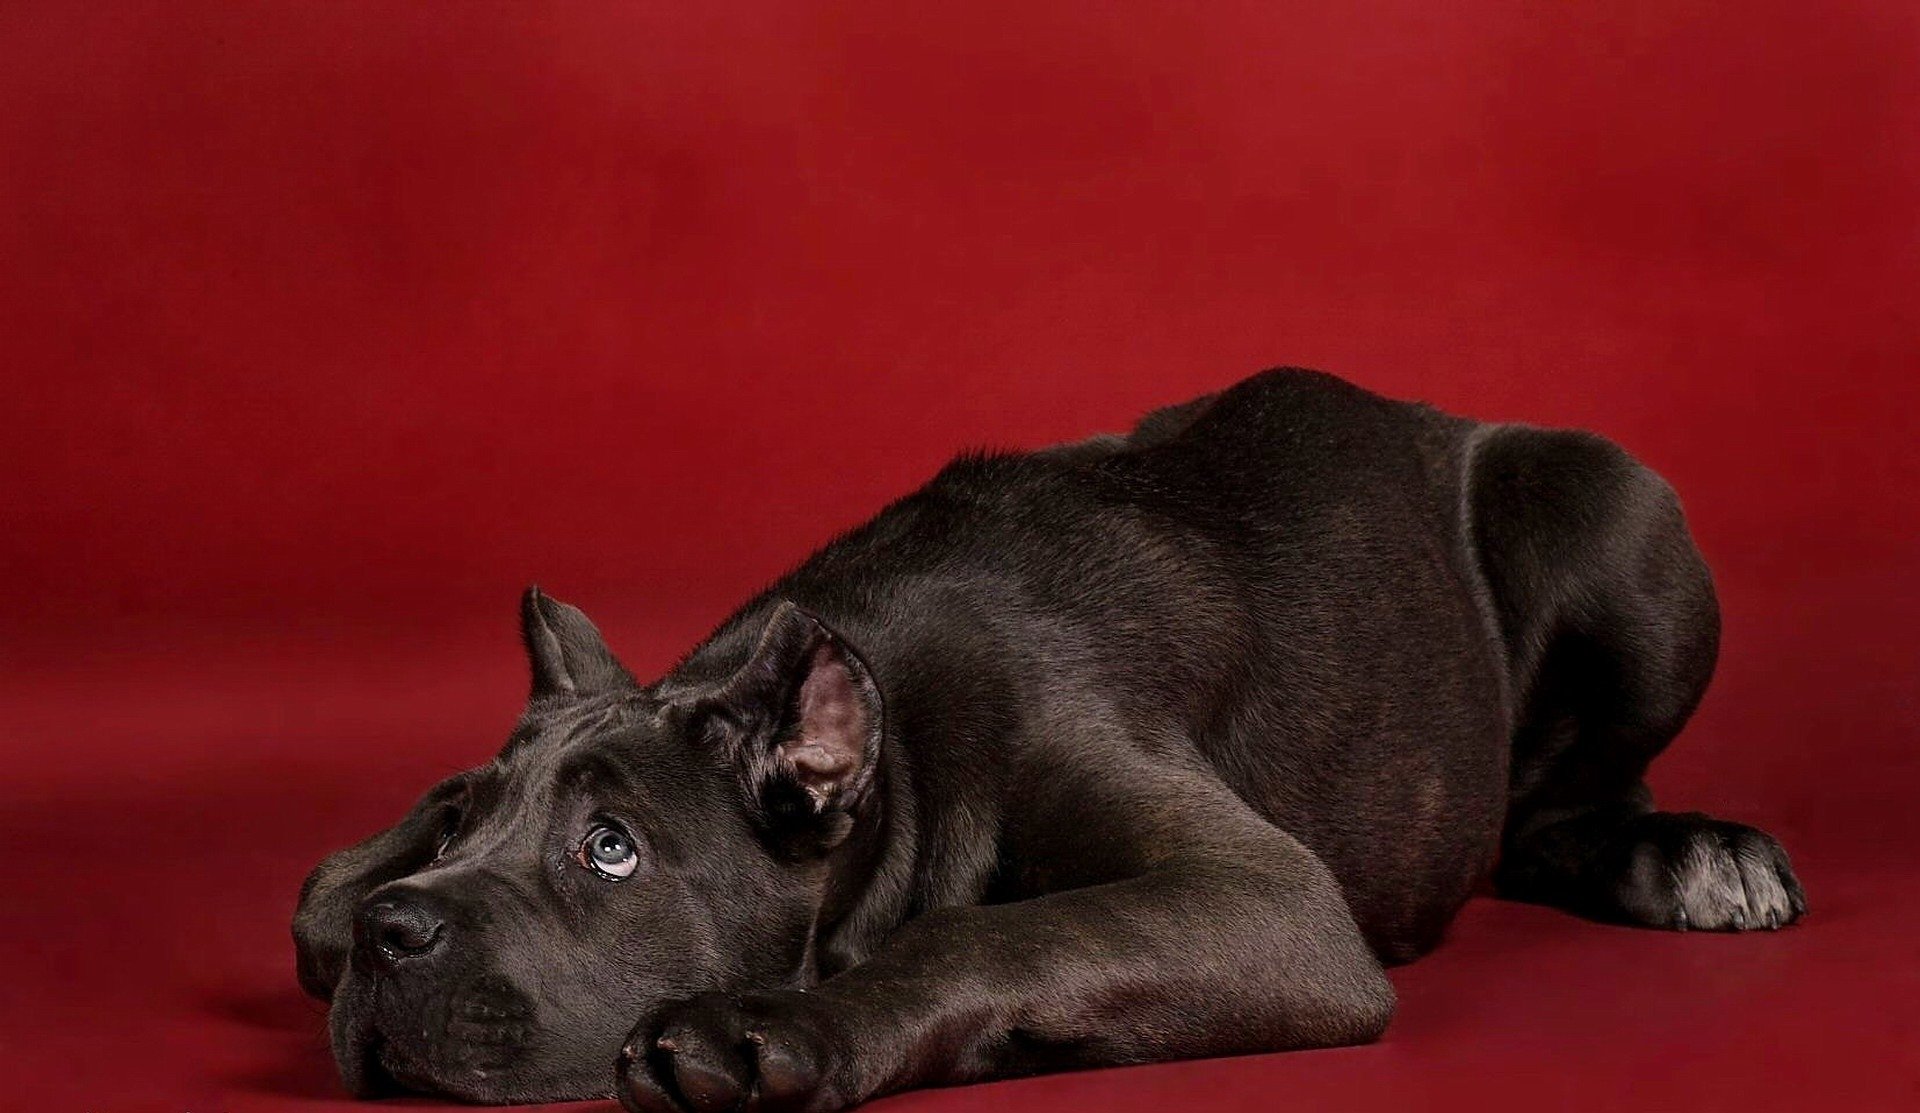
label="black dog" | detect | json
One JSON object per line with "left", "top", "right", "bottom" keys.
{"left": 294, "top": 368, "right": 1804, "bottom": 1109}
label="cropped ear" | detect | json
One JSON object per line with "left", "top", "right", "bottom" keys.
{"left": 520, "top": 587, "right": 637, "bottom": 699}
{"left": 701, "top": 601, "right": 882, "bottom": 849}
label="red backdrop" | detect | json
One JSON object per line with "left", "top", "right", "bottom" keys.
{"left": 3, "top": 3, "right": 1916, "bottom": 1111}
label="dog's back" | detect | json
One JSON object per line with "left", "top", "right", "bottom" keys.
{"left": 707, "top": 368, "right": 1728, "bottom": 961}
{"left": 1078, "top": 369, "right": 1521, "bottom": 957}
{"left": 713, "top": 370, "right": 1513, "bottom": 958}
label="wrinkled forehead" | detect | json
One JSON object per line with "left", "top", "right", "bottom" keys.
{"left": 500, "top": 691, "right": 666, "bottom": 764}
{"left": 458, "top": 694, "right": 687, "bottom": 833}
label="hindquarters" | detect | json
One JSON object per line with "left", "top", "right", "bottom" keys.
{"left": 1464, "top": 426, "right": 1800, "bottom": 930}
{"left": 1466, "top": 425, "right": 1720, "bottom": 821}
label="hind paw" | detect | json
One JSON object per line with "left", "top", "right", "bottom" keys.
{"left": 1613, "top": 813, "right": 1806, "bottom": 931}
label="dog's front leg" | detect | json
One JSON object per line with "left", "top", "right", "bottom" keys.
{"left": 617, "top": 777, "right": 1393, "bottom": 1113}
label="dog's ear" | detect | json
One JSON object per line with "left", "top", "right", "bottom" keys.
{"left": 700, "top": 601, "right": 882, "bottom": 851}
{"left": 521, "top": 587, "right": 637, "bottom": 700}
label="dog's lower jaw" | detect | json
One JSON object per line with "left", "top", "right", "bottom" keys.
{"left": 327, "top": 967, "right": 624, "bottom": 1104}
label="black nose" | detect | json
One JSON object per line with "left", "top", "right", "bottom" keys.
{"left": 355, "top": 894, "right": 447, "bottom": 968}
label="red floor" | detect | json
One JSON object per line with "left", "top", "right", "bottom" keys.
{"left": 4, "top": 577, "right": 1914, "bottom": 1112}
{"left": 5, "top": 3, "right": 1917, "bottom": 1110}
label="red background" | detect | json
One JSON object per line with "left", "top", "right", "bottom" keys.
{"left": 3, "top": 3, "right": 1916, "bottom": 1110}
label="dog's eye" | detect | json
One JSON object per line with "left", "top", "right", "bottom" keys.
{"left": 580, "top": 825, "right": 638, "bottom": 880}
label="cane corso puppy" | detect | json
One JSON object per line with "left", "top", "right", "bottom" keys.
{"left": 294, "top": 368, "right": 1804, "bottom": 1109}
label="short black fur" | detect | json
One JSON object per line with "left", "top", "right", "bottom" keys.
{"left": 294, "top": 368, "right": 1803, "bottom": 1109}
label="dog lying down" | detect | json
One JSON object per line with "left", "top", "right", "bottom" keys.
{"left": 294, "top": 368, "right": 1803, "bottom": 1110}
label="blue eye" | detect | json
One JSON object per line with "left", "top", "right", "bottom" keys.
{"left": 581, "top": 825, "right": 638, "bottom": 880}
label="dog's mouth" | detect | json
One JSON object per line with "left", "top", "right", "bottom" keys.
{"left": 351, "top": 1032, "right": 405, "bottom": 1098}
{"left": 330, "top": 973, "right": 405, "bottom": 1098}
{"left": 342, "top": 1030, "right": 494, "bottom": 1102}
{"left": 330, "top": 969, "right": 557, "bottom": 1102}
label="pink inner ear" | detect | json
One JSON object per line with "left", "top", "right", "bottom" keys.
{"left": 782, "top": 643, "right": 868, "bottom": 800}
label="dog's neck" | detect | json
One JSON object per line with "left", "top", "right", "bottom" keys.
{"left": 806, "top": 745, "right": 919, "bottom": 980}
{"left": 668, "top": 594, "right": 1008, "bottom": 985}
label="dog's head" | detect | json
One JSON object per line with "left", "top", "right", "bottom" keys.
{"left": 293, "top": 589, "right": 882, "bottom": 1102}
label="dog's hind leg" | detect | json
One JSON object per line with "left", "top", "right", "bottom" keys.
{"left": 1468, "top": 426, "right": 1805, "bottom": 931}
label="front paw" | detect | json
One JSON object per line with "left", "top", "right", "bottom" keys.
{"left": 617, "top": 990, "right": 850, "bottom": 1113}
